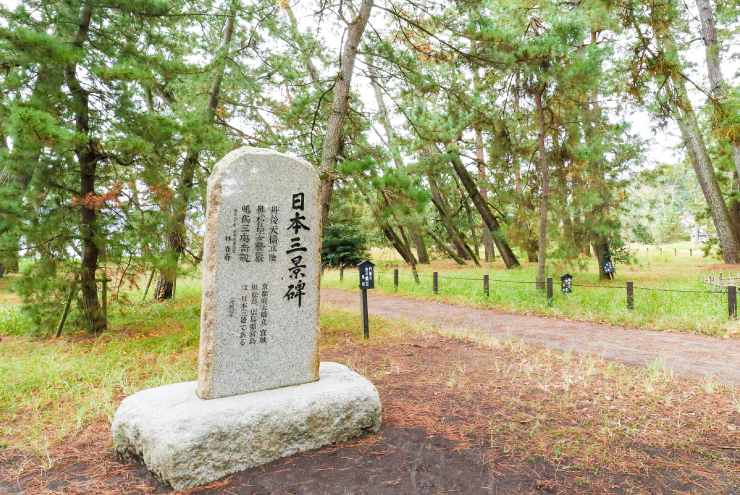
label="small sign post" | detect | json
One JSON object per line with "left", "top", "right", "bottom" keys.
{"left": 560, "top": 273, "right": 573, "bottom": 294}
{"left": 358, "top": 260, "right": 375, "bottom": 339}
{"left": 602, "top": 258, "right": 615, "bottom": 280}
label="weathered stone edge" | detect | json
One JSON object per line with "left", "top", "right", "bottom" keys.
{"left": 113, "top": 362, "right": 381, "bottom": 491}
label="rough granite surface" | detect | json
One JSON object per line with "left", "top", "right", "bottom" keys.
{"left": 198, "top": 147, "right": 321, "bottom": 399}
{"left": 112, "top": 362, "right": 381, "bottom": 492}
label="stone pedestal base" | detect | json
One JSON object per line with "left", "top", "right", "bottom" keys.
{"left": 112, "top": 362, "right": 381, "bottom": 491}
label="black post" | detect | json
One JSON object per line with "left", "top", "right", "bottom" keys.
{"left": 627, "top": 281, "right": 634, "bottom": 310}
{"left": 729, "top": 286, "right": 737, "bottom": 319}
{"left": 483, "top": 274, "right": 489, "bottom": 297}
{"left": 55, "top": 273, "right": 79, "bottom": 338}
{"left": 362, "top": 288, "right": 370, "bottom": 338}
{"left": 546, "top": 277, "right": 553, "bottom": 307}
{"left": 102, "top": 277, "right": 109, "bottom": 325}
{"left": 433, "top": 271, "right": 438, "bottom": 294}
{"left": 394, "top": 269, "right": 399, "bottom": 289}
{"left": 340, "top": 264, "right": 344, "bottom": 282}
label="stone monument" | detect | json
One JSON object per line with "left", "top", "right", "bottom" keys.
{"left": 112, "top": 148, "right": 381, "bottom": 491}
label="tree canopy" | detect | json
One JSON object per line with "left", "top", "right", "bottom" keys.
{"left": 0, "top": 0, "right": 738, "bottom": 333}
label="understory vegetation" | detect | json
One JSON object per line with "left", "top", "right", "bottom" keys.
{"left": 2, "top": 0, "right": 740, "bottom": 336}
{"left": 1, "top": 282, "right": 739, "bottom": 492}
{"left": 324, "top": 247, "right": 740, "bottom": 337}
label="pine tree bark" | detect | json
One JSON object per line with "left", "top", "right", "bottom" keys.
{"left": 695, "top": 0, "right": 740, "bottom": 176}
{"left": 447, "top": 150, "right": 520, "bottom": 268}
{"left": 428, "top": 175, "right": 475, "bottom": 262}
{"left": 155, "top": 2, "right": 237, "bottom": 300}
{"left": 665, "top": 37, "right": 740, "bottom": 263}
{"left": 318, "top": 0, "right": 373, "bottom": 233}
{"left": 413, "top": 234, "right": 429, "bottom": 264}
{"left": 67, "top": 4, "right": 105, "bottom": 333}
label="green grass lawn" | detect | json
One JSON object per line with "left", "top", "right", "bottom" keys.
{"left": 0, "top": 244, "right": 737, "bottom": 458}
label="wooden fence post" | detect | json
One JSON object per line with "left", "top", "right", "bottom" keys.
{"left": 546, "top": 277, "right": 553, "bottom": 307}
{"left": 340, "top": 264, "right": 344, "bottom": 282}
{"left": 729, "top": 286, "right": 737, "bottom": 319}
{"left": 433, "top": 272, "right": 438, "bottom": 294}
{"left": 394, "top": 269, "right": 399, "bottom": 289}
{"left": 484, "top": 274, "right": 489, "bottom": 297}
{"left": 627, "top": 281, "right": 634, "bottom": 310}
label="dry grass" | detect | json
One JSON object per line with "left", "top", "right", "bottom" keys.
{"left": 2, "top": 274, "right": 739, "bottom": 492}
{"left": 0, "top": 274, "right": 21, "bottom": 306}
{"left": 322, "top": 305, "right": 740, "bottom": 492}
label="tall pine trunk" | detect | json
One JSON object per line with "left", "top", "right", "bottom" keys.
{"left": 665, "top": 36, "right": 740, "bottom": 263}
{"left": 476, "top": 129, "right": 495, "bottom": 262}
{"left": 67, "top": 4, "right": 106, "bottom": 332}
{"left": 531, "top": 85, "right": 549, "bottom": 289}
{"left": 695, "top": 0, "right": 740, "bottom": 176}
{"left": 155, "top": 3, "right": 237, "bottom": 300}
{"left": 446, "top": 149, "right": 520, "bottom": 268}
{"left": 318, "top": 0, "right": 373, "bottom": 232}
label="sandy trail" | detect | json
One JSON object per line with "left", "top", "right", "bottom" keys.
{"left": 321, "top": 288, "right": 740, "bottom": 385}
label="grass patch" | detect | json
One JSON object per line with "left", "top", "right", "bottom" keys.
{"left": 322, "top": 250, "right": 740, "bottom": 337}
{"left": 1, "top": 269, "right": 739, "bottom": 490}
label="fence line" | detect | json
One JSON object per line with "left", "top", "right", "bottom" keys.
{"left": 323, "top": 267, "right": 735, "bottom": 317}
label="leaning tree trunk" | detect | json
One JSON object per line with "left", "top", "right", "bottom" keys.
{"left": 155, "top": 3, "right": 237, "bottom": 300}
{"left": 428, "top": 176, "right": 476, "bottom": 263}
{"left": 695, "top": 0, "right": 740, "bottom": 180}
{"left": 318, "top": 0, "right": 374, "bottom": 233}
{"left": 427, "top": 231, "right": 467, "bottom": 265}
{"left": 356, "top": 184, "right": 414, "bottom": 263}
{"left": 447, "top": 150, "right": 520, "bottom": 268}
{"left": 665, "top": 35, "right": 740, "bottom": 263}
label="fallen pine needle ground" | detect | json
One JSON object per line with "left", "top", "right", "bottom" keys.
{"left": 1, "top": 303, "right": 739, "bottom": 493}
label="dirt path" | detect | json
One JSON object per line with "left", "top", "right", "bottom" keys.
{"left": 322, "top": 288, "right": 740, "bottom": 385}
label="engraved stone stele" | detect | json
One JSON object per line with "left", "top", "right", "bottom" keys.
{"left": 197, "top": 147, "right": 321, "bottom": 399}
{"left": 111, "top": 148, "right": 381, "bottom": 491}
